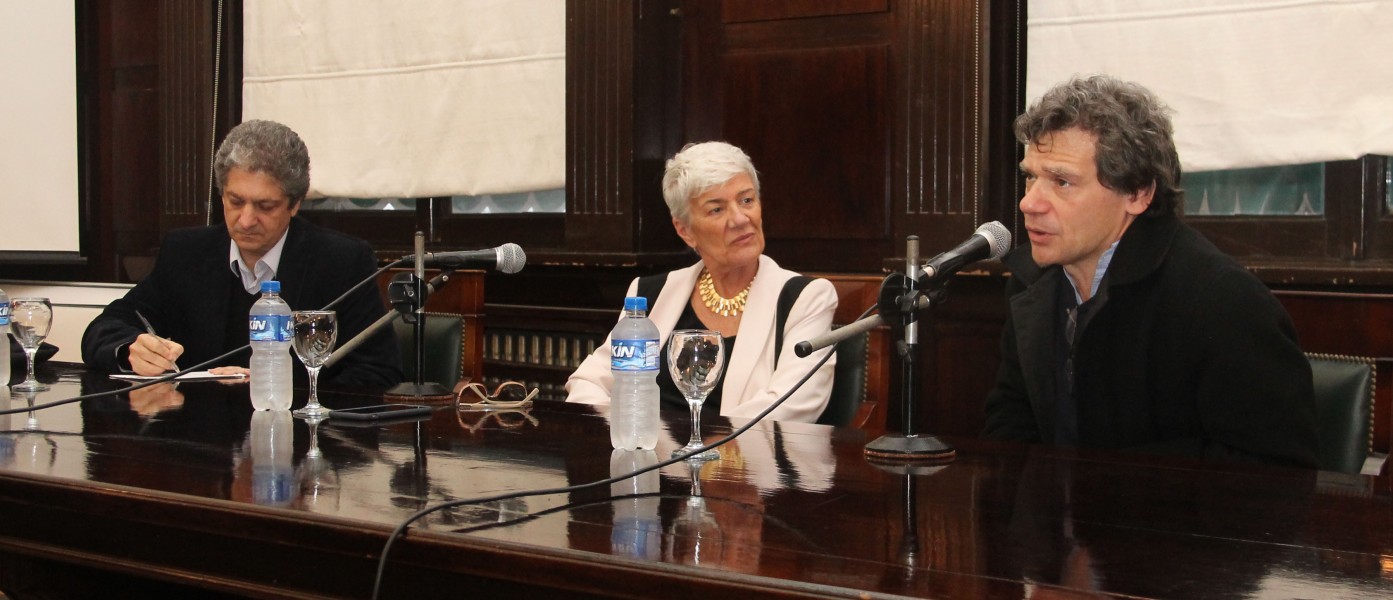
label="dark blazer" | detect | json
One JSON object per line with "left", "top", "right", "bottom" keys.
{"left": 81, "top": 217, "right": 403, "bottom": 388}
{"left": 983, "top": 213, "right": 1319, "bottom": 468}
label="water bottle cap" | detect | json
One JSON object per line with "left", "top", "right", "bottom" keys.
{"left": 260, "top": 281, "right": 281, "bottom": 294}
{"left": 624, "top": 297, "right": 647, "bottom": 311}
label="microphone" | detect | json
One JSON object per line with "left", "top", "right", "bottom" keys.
{"left": 409, "top": 243, "right": 527, "bottom": 273}
{"left": 918, "top": 221, "right": 1010, "bottom": 287}
{"left": 794, "top": 312, "right": 885, "bottom": 358}
{"left": 322, "top": 271, "right": 454, "bottom": 370}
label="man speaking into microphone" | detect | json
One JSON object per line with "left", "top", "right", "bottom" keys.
{"left": 983, "top": 76, "right": 1317, "bottom": 467}
{"left": 81, "top": 120, "right": 403, "bottom": 388}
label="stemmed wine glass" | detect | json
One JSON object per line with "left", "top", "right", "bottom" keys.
{"left": 10, "top": 298, "right": 53, "bottom": 392}
{"left": 291, "top": 310, "right": 337, "bottom": 418}
{"left": 667, "top": 329, "right": 725, "bottom": 461}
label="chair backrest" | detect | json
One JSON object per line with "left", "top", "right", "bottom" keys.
{"left": 807, "top": 274, "right": 890, "bottom": 429}
{"left": 1306, "top": 352, "right": 1375, "bottom": 473}
{"left": 817, "top": 329, "right": 869, "bottom": 426}
{"left": 375, "top": 268, "right": 486, "bottom": 385}
{"left": 394, "top": 312, "right": 467, "bottom": 388}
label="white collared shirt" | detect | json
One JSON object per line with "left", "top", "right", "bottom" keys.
{"left": 228, "top": 229, "right": 290, "bottom": 293}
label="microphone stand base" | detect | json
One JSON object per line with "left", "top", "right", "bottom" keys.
{"left": 863, "top": 433, "right": 956, "bottom": 465}
{"left": 385, "top": 381, "right": 453, "bottom": 400}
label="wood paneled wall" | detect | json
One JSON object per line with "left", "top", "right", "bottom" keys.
{"left": 671, "top": 0, "right": 1012, "bottom": 273}
{"left": 51, "top": 1, "right": 1393, "bottom": 457}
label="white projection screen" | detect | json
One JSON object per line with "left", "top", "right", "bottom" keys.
{"left": 0, "top": 3, "right": 81, "bottom": 260}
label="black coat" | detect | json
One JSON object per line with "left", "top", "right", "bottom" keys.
{"left": 983, "top": 213, "right": 1319, "bottom": 468}
{"left": 81, "top": 217, "right": 403, "bottom": 388}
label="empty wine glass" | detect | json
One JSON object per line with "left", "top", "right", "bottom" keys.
{"left": 10, "top": 298, "right": 52, "bottom": 392}
{"left": 667, "top": 329, "right": 725, "bottom": 461}
{"left": 291, "top": 311, "right": 337, "bottom": 419}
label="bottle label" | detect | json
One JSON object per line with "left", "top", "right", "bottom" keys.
{"left": 0, "top": 303, "right": 8, "bottom": 326}
{"left": 249, "top": 314, "right": 292, "bottom": 342}
{"left": 611, "top": 339, "right": 659, "bottom": 371}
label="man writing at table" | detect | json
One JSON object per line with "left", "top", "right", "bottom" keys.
{"left": 983, "top": 75, "right": 1318, "bottom": 467}
{"left": 81, "top": 120, "right": 402, "bottom": 388}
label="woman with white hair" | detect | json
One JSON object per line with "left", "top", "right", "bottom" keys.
{"left": 566, "top": 141, "right": 838, "bottom": 423}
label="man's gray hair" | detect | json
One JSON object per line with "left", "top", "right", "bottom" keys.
{"left": 213, "top": 120, "right": 311, "bottom": 205}
{"left": 661, "top": 141, "right": 760, "bottom": 224}
{"left": 1014, "top": 75, "right": 1183, "bottom": 217}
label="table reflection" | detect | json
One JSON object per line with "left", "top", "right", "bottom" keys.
{"left": 610, "top": 449, "right": 661, "bottom": 560}
{"left": 0, "top": 363, "right": 1387, "bottom": 600}
{"left": 127, "top": 382, "right": 185, "bottom": 418}
{"left": 241, "top": 410, "right": 294, "bottom": 506}
{"left": 985, "top": 450, "right": 1318, "bottom": 599}
{"left": 667, "top": 479, "right": 723, "bottom": 566}
{"left": 2, "top": 386, "right": 55, "bottom": 473}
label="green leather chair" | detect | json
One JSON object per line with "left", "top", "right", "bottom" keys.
{"left": 1306, "top": 352, "right": 1375, "bottom": 474}
{"left": 817, "top": 330, "right": 869, "bottom": 427}
{"left": 393, "top": 312, "right": 467, "bottom": 388}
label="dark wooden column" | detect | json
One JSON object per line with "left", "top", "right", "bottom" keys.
{"left": 93, "top": 0, "right": 163, "bottom": 283}
{"left": 891, "top": 0, "right": 992, "bottom": 255}
{"left": 564, "top": 0, "right": 686, "bottom": 262}
{"left": 681, "top": 0, "right": 894, "bottom": 273}
{"left": 910, "top": 0, "right": 1023, "bottom": 438}
{"left": 158, "top": 1, "right": 219, "bottom": 231}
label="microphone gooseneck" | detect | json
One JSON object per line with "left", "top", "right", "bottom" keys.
{"left": 793, "top": 312, "right": 884, "bottom": 358}
{"left": 322, "top": 270, "right": 452, "bottom": 371}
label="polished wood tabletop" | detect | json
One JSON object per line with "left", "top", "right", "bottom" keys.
{"left": 0, "top": 362, "right": 1390, "bottom": 599}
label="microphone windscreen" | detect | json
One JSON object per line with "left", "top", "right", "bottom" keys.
{"left": 497, "top": 243, "right": 526, "bottom": 274}
{"left": 976, "top": 221, "right": 1012, "bottom": 260}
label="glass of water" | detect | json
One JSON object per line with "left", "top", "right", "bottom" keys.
{"left": 291, "top": 311, "right": 337, "bottom": 418}
{"left": 667, "top": 329, "right": 725, "bottom": 461}
{"left": 10, "top": 298, "right": 53, "bottom": 392}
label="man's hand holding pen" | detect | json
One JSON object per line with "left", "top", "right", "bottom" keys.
{"left": 128, "top": 333, "right": 185, "bottom": 376}
{"left": 132, "top": 310, "right": 184, "bottom": 376}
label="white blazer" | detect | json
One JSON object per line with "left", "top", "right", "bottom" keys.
{"left": 565, "top": 255, "right": 838, "bottom": 423}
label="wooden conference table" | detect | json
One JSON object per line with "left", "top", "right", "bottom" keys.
{"left": 0, "top": 362, "right": 1390, "bottom": 599}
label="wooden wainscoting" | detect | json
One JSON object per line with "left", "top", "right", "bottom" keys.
{"left": 484, "top": 304, "right": 613, "bottom": 402}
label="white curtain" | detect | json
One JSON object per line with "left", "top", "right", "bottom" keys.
{"left": 243, "top": 0, "right": 565, "bottom": 198}
{"left": 0, "top": 2, "right": 79, "bottom": 253}
{"left": 1027, "top": 0, "right": 1393, "bottom": 172}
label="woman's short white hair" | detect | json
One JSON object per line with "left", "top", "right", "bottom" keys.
{"left": 661, "top": 141, "right": 760, "bottom": 224}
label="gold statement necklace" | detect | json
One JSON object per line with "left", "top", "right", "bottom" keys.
{"left": 699, "top": 269, "right": 752, "bottom": 317}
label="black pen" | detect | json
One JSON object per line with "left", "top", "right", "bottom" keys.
{"left": 135, "top": 310, "right": 181, "bottom": 372}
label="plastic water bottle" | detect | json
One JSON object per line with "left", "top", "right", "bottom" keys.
{"left": 609, "top": 449, "right": 661, "bottom": 559}
{"left": 610, "top": 296, "right": 660, "bottom": 450}
{"left": 249, "top": 281, "right": 294, "bottom": 411}
{"left": 0, "top": 287, "right": 10, "bottom": 385}
{"left": 249, "top": 410, "right": 294, "bottom": 506}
